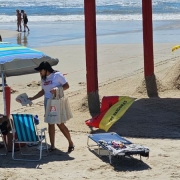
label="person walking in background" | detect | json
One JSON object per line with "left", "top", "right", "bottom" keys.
{"left": 16, "top": 9, "right": 22, "bottom": 32}
{"left": 0, "top": 35, "right": 2, "bottom": 42}
{"left": 21, "top": 10, "right": 30, "bottom": 32}
{"left": 28, "top": 61, "right": 74, "bottom": 153}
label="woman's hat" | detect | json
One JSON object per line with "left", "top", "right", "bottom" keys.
{"left": 34, "top": 61, "right": 52, "bottom": 71}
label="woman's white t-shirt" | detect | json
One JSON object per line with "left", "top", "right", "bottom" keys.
{"left": 41, "top": 72, "right": 67, "bottom": 98}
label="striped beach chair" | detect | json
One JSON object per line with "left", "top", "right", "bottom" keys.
{"left": 11, "top": 114, "right": 48, "bottom": 161}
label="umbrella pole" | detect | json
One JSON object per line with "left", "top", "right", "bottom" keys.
{"left": 1, "top": 71, "right": 6, "bottom": 115}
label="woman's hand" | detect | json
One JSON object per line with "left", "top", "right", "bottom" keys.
{"left": 28, "top": 89, "right": 44, "bottom": 101}
{"left": 50, "top": 88, "right": 57, "bottom": 96}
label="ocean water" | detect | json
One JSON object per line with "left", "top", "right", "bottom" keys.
{"left": 1, "top": 0, "right": 180, "bottom": 22}
{"left": 0, "top": 0, "right": 180, "bottom": 47}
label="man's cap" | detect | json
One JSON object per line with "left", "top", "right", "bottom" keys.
{"left": 34, "top": 61, "right": 52, "bottom": 71}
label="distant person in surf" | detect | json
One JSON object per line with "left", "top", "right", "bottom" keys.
{"left": 21, "top": 10, "right": 30, "bottom": 32}
{"left": 16, "top": 9, "right": 22, "bottom": 32}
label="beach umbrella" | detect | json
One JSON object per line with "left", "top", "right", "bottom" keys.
{"left": 85, "top": 96, "right": 135, "bottom": 132}
{"left": 0, "top": 42, "right": 59, "bottom": 115}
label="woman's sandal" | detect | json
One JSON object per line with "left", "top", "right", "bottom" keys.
{"left": 68, "top": 146, "right": 75, "bottom": 153}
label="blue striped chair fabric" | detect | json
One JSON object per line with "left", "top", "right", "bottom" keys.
{"left": 12, "top": 114, "right": 38, "bottom": 142}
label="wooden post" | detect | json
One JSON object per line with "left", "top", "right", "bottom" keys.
{"left": 84, "top": 0, "right": 100, "bottom": 116}
{"left": 142, "top": 0, "right": 158, "bottom": 97}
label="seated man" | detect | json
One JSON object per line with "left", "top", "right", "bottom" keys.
{"left": 0, "top": 114, "right": 12, "bottom": 151}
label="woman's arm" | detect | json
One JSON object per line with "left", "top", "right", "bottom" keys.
{"left": 29, "top": 89, "right": 44, "bottom": 101}
{"left": 62, "top": 82, "right": 69, "bottom": 91}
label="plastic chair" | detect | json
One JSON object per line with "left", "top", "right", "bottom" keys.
{"left": 11, "top": 114, "right": 48, "bottom": 161}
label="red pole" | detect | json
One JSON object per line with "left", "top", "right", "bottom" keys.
{"left": 84, "top": 0, "right": 98, "bottom": 93}
{"left": 142, "top": 0, "right": 154, "bottom": 77}
{"left": 4, "top": 86, "right": 11, "bottom": 117}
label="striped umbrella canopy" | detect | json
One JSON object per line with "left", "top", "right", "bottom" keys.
{"left": 0, "top": 42, "right": 59, "bottom": 77}
{"left": 0, "top": 42, "right": 59, "bottom": 116}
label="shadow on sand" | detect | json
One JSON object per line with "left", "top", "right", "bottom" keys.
{"left": 0, "top": 147, "right": 74, "bottom": 169}
{"left": 88, "top": 148, "right": 151, "bottom": 171}
{"left": 91, "top": 97, "right": 180, "bottom": 139}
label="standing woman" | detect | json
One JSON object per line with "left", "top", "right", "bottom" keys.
{"left": 16, "top": 9, "right": 22, "bottom": 32}
{"left": 28, "top": 61, "right": 74, "bottom": 152}
{"left": 21, "top": 10, "right": 30, "bottom": 32}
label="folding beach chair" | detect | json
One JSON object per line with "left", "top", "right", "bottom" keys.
{"left": 11, "top": 114, "right": 48, "bottom": 161}
{"left": 87, "top": 132, "right": 149, "bottom": 164}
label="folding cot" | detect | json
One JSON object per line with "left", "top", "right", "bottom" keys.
{"left": 87, "top": 132, "right": 149, "bottom": 164}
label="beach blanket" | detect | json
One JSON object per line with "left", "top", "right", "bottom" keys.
{"left": 98, "top": 139, "right": 149, "bottom": 156}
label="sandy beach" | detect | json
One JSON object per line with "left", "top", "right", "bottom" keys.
{"left": 0, "top": 29, "right": 180, "bottom": 180}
